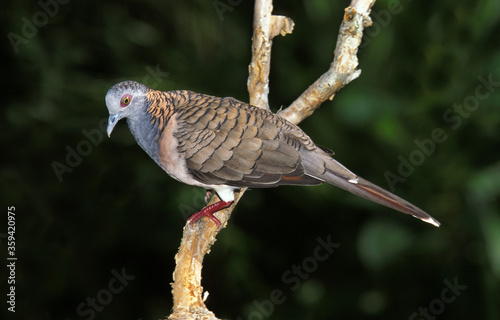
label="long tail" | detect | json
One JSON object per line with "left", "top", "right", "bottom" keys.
{"left": 324, "top": 171, "right": 440, "bottom": 227}
{"left": 302, "top": 151, "right": 440, "bottom": 227}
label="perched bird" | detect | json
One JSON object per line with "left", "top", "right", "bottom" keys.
{"left": 105, "top": 81, "right": 440, "bottom": 227}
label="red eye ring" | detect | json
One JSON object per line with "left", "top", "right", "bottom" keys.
{"left": 120, "top": 94, "right": 132, "bottom": 108}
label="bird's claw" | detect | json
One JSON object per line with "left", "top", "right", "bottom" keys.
{"left": 188, "top": 200, "right": 233, "bottom": 228}
{"left": 204, "top": 190, "right": 213, "bottom": 203}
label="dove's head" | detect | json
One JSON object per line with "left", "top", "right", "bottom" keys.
{"left": 105, "top": 81, "right": 149, "bottom": 137}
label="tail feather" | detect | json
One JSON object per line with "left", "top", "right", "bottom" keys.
{"left": 301, "top": 150, "right": 440, "bottom": 227}
{"left": 325, "top": 172, "right": 440, "bottom": 227}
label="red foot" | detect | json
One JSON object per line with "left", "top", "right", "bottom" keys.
{"left": 188, "top": 200, "right": 233, "bottom": 227}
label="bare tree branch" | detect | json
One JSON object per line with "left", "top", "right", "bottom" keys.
{"left": 167, "top": 191, "right": 244, "bottom": 320}
{"left": 167, "top": 0, "right": 375, "bottom": 319}
{"left": 247, "top": 0, "right": 293, "bottom": 109}
{"left": 247, "top": 0, "right": 272, "bottom": 108}
{"left": 278, "top": 0, "right": 376, "bottom": 124}
{"left": 351, "top": 0, "right": 377, "bottom": 13}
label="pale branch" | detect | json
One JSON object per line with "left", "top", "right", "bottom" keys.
{"left": 247, "top": 0, "right": 294, "bottom": 109}
{"left": 167, "top": 0, "right": 375, "bottom": 319}
{"left": 247, "top": 0, "right": 273, "bottom": 109}
{"left": 351, "top": 0, "right": 377, "bottom": 13}
{"left": 167, "top": 190, "right": 244, "bottom": 320}
{"left": 278, "top": 0, "right": 376, "bottom": 125}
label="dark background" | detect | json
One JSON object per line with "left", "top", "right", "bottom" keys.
{"left": 2, "top": 0, "right": 500, "bottom": 319}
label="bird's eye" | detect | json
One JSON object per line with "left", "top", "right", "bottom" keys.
{"left": 120, "top": 94, "right": 132, "bottom": 108}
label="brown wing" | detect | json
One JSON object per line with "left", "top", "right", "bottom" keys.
{"left": 174, "top": 92, "right": 323, "bottom": 188}
{"left": 170, "top": 91, "right": 440, "bottom": 226}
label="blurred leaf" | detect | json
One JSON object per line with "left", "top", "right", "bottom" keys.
{"left": 357, "top": 219, "right": 414, "bottom": 270}
{"left": 471, "top": 0, "right": 500, "bottom": 38}
{"left": 295, "top": 279, "right": 325, "bottom": 306}
{"left": 467, "top": 162, "right": 500, "bottom": 279}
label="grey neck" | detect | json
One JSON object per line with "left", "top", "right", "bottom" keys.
{"left": 126, "top": 110, "right": 162, "bottom": 167}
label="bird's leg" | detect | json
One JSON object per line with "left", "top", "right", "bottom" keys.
{"left": 204, "top": 189, "right": 213, "bottom": 203}
{"left": 188, "top": 200, "right": 233, "bottom": 227}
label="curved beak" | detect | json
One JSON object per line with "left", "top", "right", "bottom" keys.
{"left": 107, "top": 112, "right": 123, "bottom": 137}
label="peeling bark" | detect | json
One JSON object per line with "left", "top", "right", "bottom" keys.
{"left": 278, "top": 2, "right": 376, "bottom": 124}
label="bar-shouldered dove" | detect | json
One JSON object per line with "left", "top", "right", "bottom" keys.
{"left": 105, "top": 81, "right": 440, "bottom": 227}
